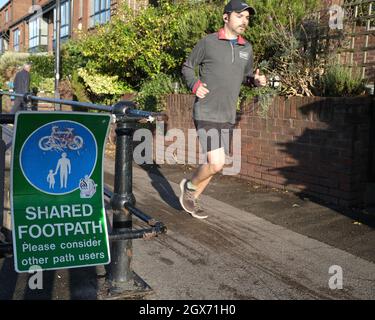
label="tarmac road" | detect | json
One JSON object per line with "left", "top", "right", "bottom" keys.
{"left": 110, "top": 161, "right": 375, "bottom": 300}
{"left": 0, "top": 156, "right": 374, "bottom": 300}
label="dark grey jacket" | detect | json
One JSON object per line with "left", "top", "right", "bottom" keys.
{"left": 14, "top": 69, "right": 30, "bottom": 94}
{"left": 182, "top": 29, "right": 254, "bottom": 124}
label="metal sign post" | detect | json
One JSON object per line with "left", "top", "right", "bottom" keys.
{"left": 54, "top": 0, "right": 61, "bottom": 110}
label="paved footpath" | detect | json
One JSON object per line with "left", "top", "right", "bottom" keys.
{"left": 0, "top": 156, "right": 374, "bottom": 300}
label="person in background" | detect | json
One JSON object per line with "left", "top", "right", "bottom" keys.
{"left": 11, "top": 62, "right": 32, "bottom": 113}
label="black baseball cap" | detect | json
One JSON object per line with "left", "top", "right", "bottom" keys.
{"left": 224, "top": 0, "right": 256, "bottom": 15}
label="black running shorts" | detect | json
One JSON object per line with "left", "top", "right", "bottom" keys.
{"left": 194, "top": 119, "right": 234, "bottom": 155}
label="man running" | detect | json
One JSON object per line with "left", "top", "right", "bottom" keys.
{"left": 180, "top": 0, "right": 267, "bottom": 219}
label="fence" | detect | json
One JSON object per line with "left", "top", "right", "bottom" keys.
{"left": 308, "top": 0, "right": 375, "bottom": 84}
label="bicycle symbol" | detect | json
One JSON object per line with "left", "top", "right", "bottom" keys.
{"left": 38, "top": 126, "right": 83, "bottom": 152}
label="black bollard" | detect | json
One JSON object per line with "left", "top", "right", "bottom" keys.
{"left": 106, "top": 101, "right": 152, "bottom": 298}
{"left": 109, "top": 119, "right": 136, "bottom": 291}
{"left": 31, "top": 88, "right": 38, "bottom": 111}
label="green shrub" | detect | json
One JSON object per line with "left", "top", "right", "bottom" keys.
{"left": 64, "top": 1, "right": 223, "bottom": 90}
{"left": 28, "top": 54, "right": 54, "bottom": 78}
{"left": 37, "top": 77, "right": 55, "bottom": 93}
{"left": 136, "top": 73, "right": 189, "bottom": 111}
{"left": 319, "top": 63, "right": 366, "bottom": 96}
{"left": 245, "top": 0, "right": 321, "bottom": 66}
{"left": 63, "top": 0, "right": 367, "bottom": 102}
{"left": 0, "top": 52, "right": 29, "bottom": 78}
{"left": 0, "top": 52, "right": 29, "bottom": 88}
{"left": 77, "top": 67, "right": 133, "bottom": 95}
{"left": 239, "top": 85, "right": 278, "bottom": 117}
{"left": 61, "top": 41, "right": 88, "bottom": 78}
{"left": 70, "top": 71, "right": 91, "bottom": 104}
{"left": 76, "top": 67, "right": 134, "bottom": 105}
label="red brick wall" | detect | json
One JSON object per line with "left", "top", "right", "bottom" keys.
{"left": 71, "top": 0, "right": 87, "bottom": 37}
{"left": 162, "top": 94, "right": 374, "bottom": 207}
{"left": 34, "top": 0, "right": 52, "bottom": 6}
{"left": 0, "top": 3, "right": 12, "bottom": 31}
{"left": 12, "top": 0, "right": 32, "bottom": 22}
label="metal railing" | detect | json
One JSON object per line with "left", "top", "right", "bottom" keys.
{"left": 0, "top": 90, "right": 167, "bottom": 298}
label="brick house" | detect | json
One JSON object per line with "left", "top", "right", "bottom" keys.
{"left": 0, "top": 0, "right": 148, "bottom": 54}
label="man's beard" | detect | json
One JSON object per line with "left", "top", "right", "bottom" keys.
{"left": 236, "top": 25, "right": 247, "bottom": 33}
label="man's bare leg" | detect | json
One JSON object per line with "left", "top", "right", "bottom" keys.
{"left": 179, "top": 148, "right": 225, "bottom": 218}
{"left": 192, "top": 172, "right": 213, "bottom": 199}
{"left": 191, "top": 147, "right": 226, "bottom": 198}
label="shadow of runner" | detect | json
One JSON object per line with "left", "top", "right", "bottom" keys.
{"left": 138, "top": 163, "right": 182, "bottom": 211}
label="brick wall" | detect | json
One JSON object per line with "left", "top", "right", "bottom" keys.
{"left": 34, "top": 0, "right": 52, "bottom": 6}
{"left": 0, "top": 2, "right": 12, "bottom": 31}
{"left": 12, "top": 0, "right": 32, "bottom": 22}
{"left": 71, "top": 0, "right": 88, "bottom": 36}
{"left": 162, "top": 94, "right": 374, "bottom": 207}
{"left": 318, "top": 0, "right": 375, "bottom": 82}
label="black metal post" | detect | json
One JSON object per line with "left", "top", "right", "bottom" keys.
{"left": 31, "top": 88, "right": 38, "bottom": 111}
{"left": 0, "top": 94, "right": 4, "bottom": 229}
{"left": 54, "top": 0, "right": 61, "bottom": 110}
{"left": 369, "top": 97, "right": 375, "bottom": 181}
{"left": 108, "top": 102, "right": 137, "bottom": 293}
{"left": 109, "top": 123, "right": 136, "bottom": 291}
{"left": 104, "top": 101, "right": 154, "bottom": 299}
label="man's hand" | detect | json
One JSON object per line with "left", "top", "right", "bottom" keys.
{"left": 196, "top": 83, "right": 210, "bottom": 99}
{"left": 254, "top": 69, "right": 267, "bottom": 87}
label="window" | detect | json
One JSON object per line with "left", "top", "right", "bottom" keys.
{"left": 5, "top": 9, "right": 8, "bottom": 23}
{"left": 89, "top": 0, "right": 111, "bottom": 27}
{"left": 13, "top": 29, "right": 20, "bottom": 52}
{"left": 0, "top": 38, "right": 3, "bottom": 53}
{"left": 54, "top": 0, "right": 71, "bottom": 40}
{"left": 29, "top": 17, "right": 48, "bottom": 50}
{"left": 29, "top": 18, "right": 39, "bottom": 49}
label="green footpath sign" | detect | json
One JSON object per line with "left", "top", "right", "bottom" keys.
{"left": 11, "top": 112, "right": 111, "bottom": 272}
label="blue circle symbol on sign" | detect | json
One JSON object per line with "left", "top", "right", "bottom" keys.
{"left": 20, "top": 120, "right": 97, "bottom": 195}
